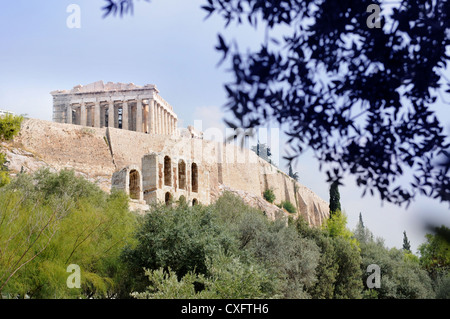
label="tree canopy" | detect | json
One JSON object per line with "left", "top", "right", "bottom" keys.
{"left": 103, "top": 0, "right": 450, "bottom": 207}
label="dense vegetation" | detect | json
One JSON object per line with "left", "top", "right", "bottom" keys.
{"left": 0, "top": 115, "right": 448, "bottom": 299}
{"left": 0, "top": 171, "right": 448, "bottom": 299}
{"left": 0, "top": 169, "right": 137, "bottom": 298}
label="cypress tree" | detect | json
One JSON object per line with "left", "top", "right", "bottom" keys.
{"left": 403, "top": 231, "right": 411, "bottom": 252}
{"left": 329, "top": 180, "right": 341, "bottom": 215}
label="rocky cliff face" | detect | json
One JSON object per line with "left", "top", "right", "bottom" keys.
{"left": 4, "top": 119, "right": 329, "bottom": 226}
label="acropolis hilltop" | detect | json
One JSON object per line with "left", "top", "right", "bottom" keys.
{"left": 6, "top": 81, "right": 329, "bottom": 225}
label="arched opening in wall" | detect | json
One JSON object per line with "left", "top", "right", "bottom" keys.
{"left": 164, "top": 156, "right": 172, "bottom": 186}
{"left": 165, "top": 192, "right": 173, "bottom": 206}
{"left": 129, "top": 170, "right": 140, "bottom": 200}
{"left": 192, "top": 199, "right": 198, "bottom": 206}
{"left": 178, "top": 160, "right": 186, "bottom": 190}
{"left": 191, "top": 163, "right": 198, "bottom": 193}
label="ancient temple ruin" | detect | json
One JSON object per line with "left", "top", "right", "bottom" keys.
{"left": 51, "top": 81, "right": 178, "bottom": 135}
{"left": 45, "top": 81, "right": 329, "bottom": 224}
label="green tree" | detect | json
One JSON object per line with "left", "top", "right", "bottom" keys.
{"left": 295, "top": 215, "right": 362, "bottom": 299}
{"left": 124, "top": 192, "right": 321, "bottom": 299}
{"left": 329, "top": 181, "right": 341, "bottom": 215}
{"left": 241, "top": 217, "right": 319, "bottom": 298}
{"left": 418, "top": 226, "right": 450, "bottom": 298}
{"left": 403, "top": 231, "right": 412, "bottom": 253}
{"left": 354, "top": 213, "right": 373, "bottom": 244}
{"left": 332, "top": 237, "right": 363, "bottom": 299}
{"left": 321, "top": 203, "right": 362, "bottom": 298}
{"left": 294, "top": 217, "right": 338, "bottom": 299}
{"left": 418, "top": 226, "right": 450, "bottom": 275}
{"left": 360, "top": 240, "right": 434, "bottom": 299}
{"left": 121, "top": 202, "right": 232, "bottom": 294}
{"left": 323, "top": 210, "right": 355, "bottom": 245}
{"left": 0, "top": 114, "right": 23, "bottom": 187}
{"left": 357, "top": 222, "right": 435, "bottom": 299}
{"left": 0, "top": 168, "right": 137, "bottom": 298}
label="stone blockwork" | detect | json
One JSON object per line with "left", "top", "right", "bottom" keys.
{"left": 7, "top": 119, "right": 116, "bottom": 191}
{"left": 6, "top": 118, "right": 329, "bottom": 226}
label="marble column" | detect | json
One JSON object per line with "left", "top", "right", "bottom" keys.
{"left": 168, "top": 115, "right": 171, "bottom": 135}
{"left": 143, "top": 103, "right": 149, "bottom": 133}
{"left": 154, "top": 103, "right": 158, "bottom": 134}
{"left": 122, "top": 101, "right": 129, "bottom": 130}
{"left": 163, "top": 109, "right": 167, "bottom": 135}
{"left": 148, "top": 99, "right": 155, "bottom": 134}
{"left": 157, "top": 104, "right": 162, "bottom": 134}
{"left": 108, "top": 101, "right": 115, "bottom": 128}
{"left": 167, "top": 111, "right": 170, "bottom": 135}
{"left": 136, "top": 99, "right": 143, "bottom": 132}
{"left": 80, "top": 102, "right": 87, "bottom": 126}
{"left": 166, "top": 112, "right": 170, "bottom": 135}
{"left": 161, "top": 109, "right": 164, "bottom": 135}
{"left": 160, "top": 106, "right": 164, "bottom": 135}
{"left": 94, "top": 102, "right": 101, "bottom": 128}
{"left": 67, "top": 105, "right": 72, "bottom": 124}
{"left": 167, "top": 113, "right": 170, "bottom": 135}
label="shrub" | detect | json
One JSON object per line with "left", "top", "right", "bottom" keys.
{"left": 0, "top": 114, "right": 23, "bottom": 187}
{"left": 263, "top": 188, "right": 276, "bottom": 203}
{"left": 133, "top": 252, "right": 273, "bottom": 299}
{"left": 177, "top": 195, "right": 187, "bottom": 207}
{"left": 281, "top": 200, "right": 296, "bottom": 214}
{"left": 0, "top": 114, "right": 23, "bottom": 141}
{"left": 0, "top": 152, "right": 10, "bottom": 187}
{"left": 126, "top": 192, "right": 321, "bottom": 299}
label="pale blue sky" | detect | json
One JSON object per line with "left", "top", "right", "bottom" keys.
{"left": 0, "top": 0, "right": 449, "bottom": 252}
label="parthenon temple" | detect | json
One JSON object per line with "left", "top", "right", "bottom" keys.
{"left": 51, "top": 81, "right": 178, "bottom": 135}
